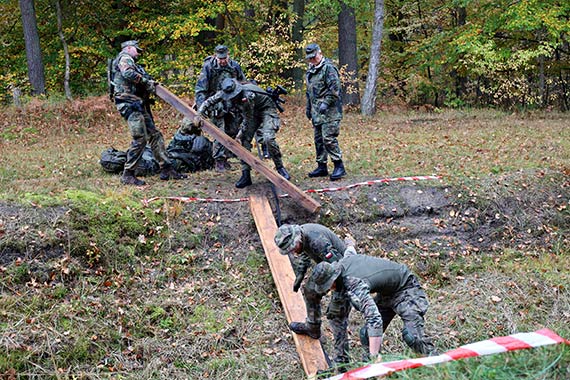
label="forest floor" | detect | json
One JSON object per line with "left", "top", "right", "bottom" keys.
{"left": 0, "top": 97, "right": 569, "bottom": 379}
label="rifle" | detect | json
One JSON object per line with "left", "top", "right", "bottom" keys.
{"left": 265, "top": 85, "right": 287, "bottom": 113}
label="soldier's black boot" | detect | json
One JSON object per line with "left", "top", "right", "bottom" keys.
{"left": 160, "top": 163, "right": 188, "bottom": 180}
{"left": 289, "top": 321, "right": 321, "bottom": 339}
{"left": 308, "top": 162, "right": 328, "bottom": 178}
{"left": 235, "top": 170, "right": 252, "bottom": 188}
{"left": 277, "top": 167, "right": 291, "bottom": 180}
{"left": 121, "top": 169, "right": 146, "bottom": 186}
{"left": 330, "top": 160, "right": 346, "bottom": 181}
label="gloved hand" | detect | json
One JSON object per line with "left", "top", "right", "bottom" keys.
{"left": 144, "top": 78, "right": 157, "bottom": 94}
{"left": 305, "top": 107, "right": 311, "bottom": 119}
{"left": 344, "top": 236, "right": 356, "bottom": 247}
{"left": 197, "top": 103, "right": 207, "bottom": 115}
{"left": 192, "top": 116, "right": 203, "bottom": 128}
{"left": 293, "top": 276, "right": 303, "bottom": 292}
{"left": 318, "top": 102, "right": 328, "bottom": 114}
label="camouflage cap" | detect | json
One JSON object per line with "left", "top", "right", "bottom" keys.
{"left": 305, "top": 43, "right": 320, "bottom": 59}
{"left": 214, "top": 45, "right": 229, "bottom": 59}
{"left": 121, "top": 40, "right": 142, "bottom": 51}
{"left": 312, "top": 261, "right": 342, "bottom": 294}
{"left": 220, "top": 78, "right": 243, "bottom": 101}
{"left": 274, "top": 224, "right": 302, "bottom": 255}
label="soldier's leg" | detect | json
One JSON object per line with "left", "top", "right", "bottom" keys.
{"left": 321, "top": 121, "right": 342, "bottom": 162}
{"left": 326, "top": 291, "right": 352, "bottom": 367}
{"left": 143, "top": 110, "right": 170, "bottom": 168}
{"left": 313, "top": 123, "right": 327, "bottom": 163}
{"left": 394, "top": 285, "right": 437, "bottom": 355}
{"left": 124, "top": 110, "right": 148, "bottom": 171}
{"left": 289, "top": 276, "right": 323, "bottom": 339}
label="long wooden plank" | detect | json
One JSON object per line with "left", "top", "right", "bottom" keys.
{"left": 249, "top": 194, "right": 328, "bottom": 376}
{"left": 156, "top": 84, "right": 321, "bottom": 214}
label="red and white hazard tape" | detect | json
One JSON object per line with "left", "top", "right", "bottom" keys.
{"left": 142, "top": 175, "right": 441, "bottom": 205}
{"left": 324, "top": 328, "right": 569, "bottom": 380}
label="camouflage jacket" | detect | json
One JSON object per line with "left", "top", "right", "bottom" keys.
{"left": 112, "top": 52, "right": 150, "bottom": 101}
{"left": 305, "top": 57, "right": 343, "bottom": 125}
{"left": 292, "top": 223, "right": 346, "bottom": 285}
{"left": 334, "top": 255, "right": 413, "bottom": 336}
{"left": 200, "top": 83, "right": 278, "bottom": 131}
{"left": 195, "top": 56, "right": 246, "bottom": 107}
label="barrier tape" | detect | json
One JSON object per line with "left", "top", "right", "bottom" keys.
{"left": 142, "top": 175, "right": 442, "bottom": 206}
{"left": 324, "top": 328, "right": 569, "bottom": 380}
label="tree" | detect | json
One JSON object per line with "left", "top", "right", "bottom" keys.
{"left": 55, "top": 0, "right": 71, "bottom": 100}
{"left": 361, "top": 0, "right": 384, "bottom": 115}
{"left": 19, "top": 0, "right": 46, "bottom": 95}
{"left": 338, "top": 1, "right": 360, "bottom": 106}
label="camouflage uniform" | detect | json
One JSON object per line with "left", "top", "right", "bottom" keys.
{"left": 201, "top": 82, "right": 286, "bottom": 171}
{"left": 326, "top": 255, "right": 437, "bottom": 362}
{"left": 195, "top": 52, "right": 245, "bottom": 161}
{"left": 287, "top": 224, "right": 348, "bottom": 329}
{"left": 306, "top": 56, "right": 343, "bottom": 164}
{"left": 112, "top": 48, "right": 171, "bottom": 172}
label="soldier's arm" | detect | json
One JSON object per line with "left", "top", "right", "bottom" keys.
{"left": 197, "top": 91, "right": 223, "bottom": 115}
{"left": 234, "top": 62, "right": 246, "bottom": 81}
{"left": 322, "top": 65, "right": 341, "bottom": 107}
{"left": 118, "top": 56, "right": 143, "bottom": 83}
{"left": 345, "top": 276, "right": 383, "bottom": 337}
{"left": 292, "top": 253, "right": 311, "bottom": 288}
{"left": 194, "top": 64, "right": 211, "bottom": 107}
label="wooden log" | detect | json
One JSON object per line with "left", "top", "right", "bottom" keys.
{"left": 155, "top": 84, "right": 321, "bottom": 214}
{"left": 249, "top": 194, "right": 329, "bottom": 376}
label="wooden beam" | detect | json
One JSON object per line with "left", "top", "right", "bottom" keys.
{"left": 155, "top": 84, "right": 321, "bottom": 214}
{"left": 249, "top": 194, "right": 329, "bottom": 376}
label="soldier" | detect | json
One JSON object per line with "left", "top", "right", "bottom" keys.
{"left": 195, "top": 45, "right": 246, "bottom": 172}
{"left": 304, "top": 43, "right": 346, "bottom": 181}
{"left": 274, "top": 223, "right": 354, "bottom": 367}
{"left": 199, "top": 78, "right": 290, "bottom": 188}
{"left": 306, "top": 254, "right": 438, "bottom": 366}
{"left": 111, "top": 40, "right": 187, "bottom": 185}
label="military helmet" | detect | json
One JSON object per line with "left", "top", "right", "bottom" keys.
{"left": 305, "top": 43, "right": 320, "bottom": 59}
{"left": 215, "top": 45, "right": 229, "bottom": 59}
{"left": 312, "top": 261, "right": 342, "bottom": 293}
{"left": 121, "top": 40, "right": 142, "bottom": 52}
{"left": 221, "top": 78, "right": 243, "bottom": 101}
{"left": 274, "top": 224, "right": 302, "bottom": 255}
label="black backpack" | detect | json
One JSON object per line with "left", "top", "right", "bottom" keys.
{"left": 167, "top": 131, "right": 214, "bottom": 172}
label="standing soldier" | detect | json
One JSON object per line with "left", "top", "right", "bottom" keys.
{"left": 304, "top": 254, "right": 438, "bottom": 367}
{"left": 111, "top": 40, "right": 186, "bottom": 185}
{"left": 195, "top": 45, "right": 246, "bottom": 172}
{"left": 274, "top": 223, "right": 354, "bottom": 367}
{"left": 199, "top": 78, "right": 290, "bottom": 188}
{"left": 304, "top": 43, "right": 347, "bottom": 181}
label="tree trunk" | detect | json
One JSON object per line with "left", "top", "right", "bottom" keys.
{"left": 19, "top": 0, "right": 46, "bottom": 95}
{"left": 361, "top": 0, "right": 385, "bottom": 115}
{"left": 338, "top": 1, "right": 360, "bottom": 106}
{"left": 289, "top": 0, "right": 305, "bottom": 89}
{"left": 55, "top": 0, "right": 72, "bottom": 100}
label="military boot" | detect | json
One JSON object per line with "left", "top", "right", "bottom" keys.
{"left": 330, "top": 160, "right": 346, "bottom": 181}
{"left": 235, "top": 170, "right": 252, "bottom": 188}
{"left": 160, "top": 164, "right": 188, "bottom": 181}
{"left": 121, "top": 169, "right": 146, "bottom": 186}
{"left": 308, "top": 162, "right": 328, "bottom": 178}
{"left": 276, "top": 167, "right": 291, "bottom": 180}
{"left": 289, "top": 321, "right": 321, "bottom": 339}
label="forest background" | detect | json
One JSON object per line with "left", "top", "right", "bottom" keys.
{"left": 2, "top": 0, "right": 569, "bottom": 111}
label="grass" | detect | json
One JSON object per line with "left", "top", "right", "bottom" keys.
{"left": 0, "top": 96, "right": 569, "bottom": 379}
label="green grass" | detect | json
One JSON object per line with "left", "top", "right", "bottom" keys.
{"left": 0, "top": 97, "right": 568, "bottom": 378}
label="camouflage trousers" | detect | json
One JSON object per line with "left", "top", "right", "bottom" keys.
{"left": 117, "top": 101, "right": 170, "bottom": 171}
{"left": 372, "top": 276, "right": 436, "bottom": 355}
{"left": 239, "top": 111, "right": 283, "bottom": 170}
{"left": 303, "top": 279, "right": 351, "bottom": 365}
{"left": 212, "top": 113, "right": 240, "bottom": 160}
{"left": 313, "top": 120, "right": 342, "bottom": 164}
{"left": 328, "top": 275, "right": 436, "bottom": 363}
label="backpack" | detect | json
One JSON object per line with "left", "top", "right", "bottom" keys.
{"left": 166, "top": 131, "right": 214, "bottom": 172}
{"left": 100, "top": 146, "right": 160, "bottom": 176}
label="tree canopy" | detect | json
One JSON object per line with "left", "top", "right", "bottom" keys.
{"left": 1, "top": 0, "right": 569, "bottom": 110}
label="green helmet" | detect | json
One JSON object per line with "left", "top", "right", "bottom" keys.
{"left": 274, "top": 224, "right": 301, "bottom": 255}
{"left": 312, "top": 261, "right": 342, "bottom": 293}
